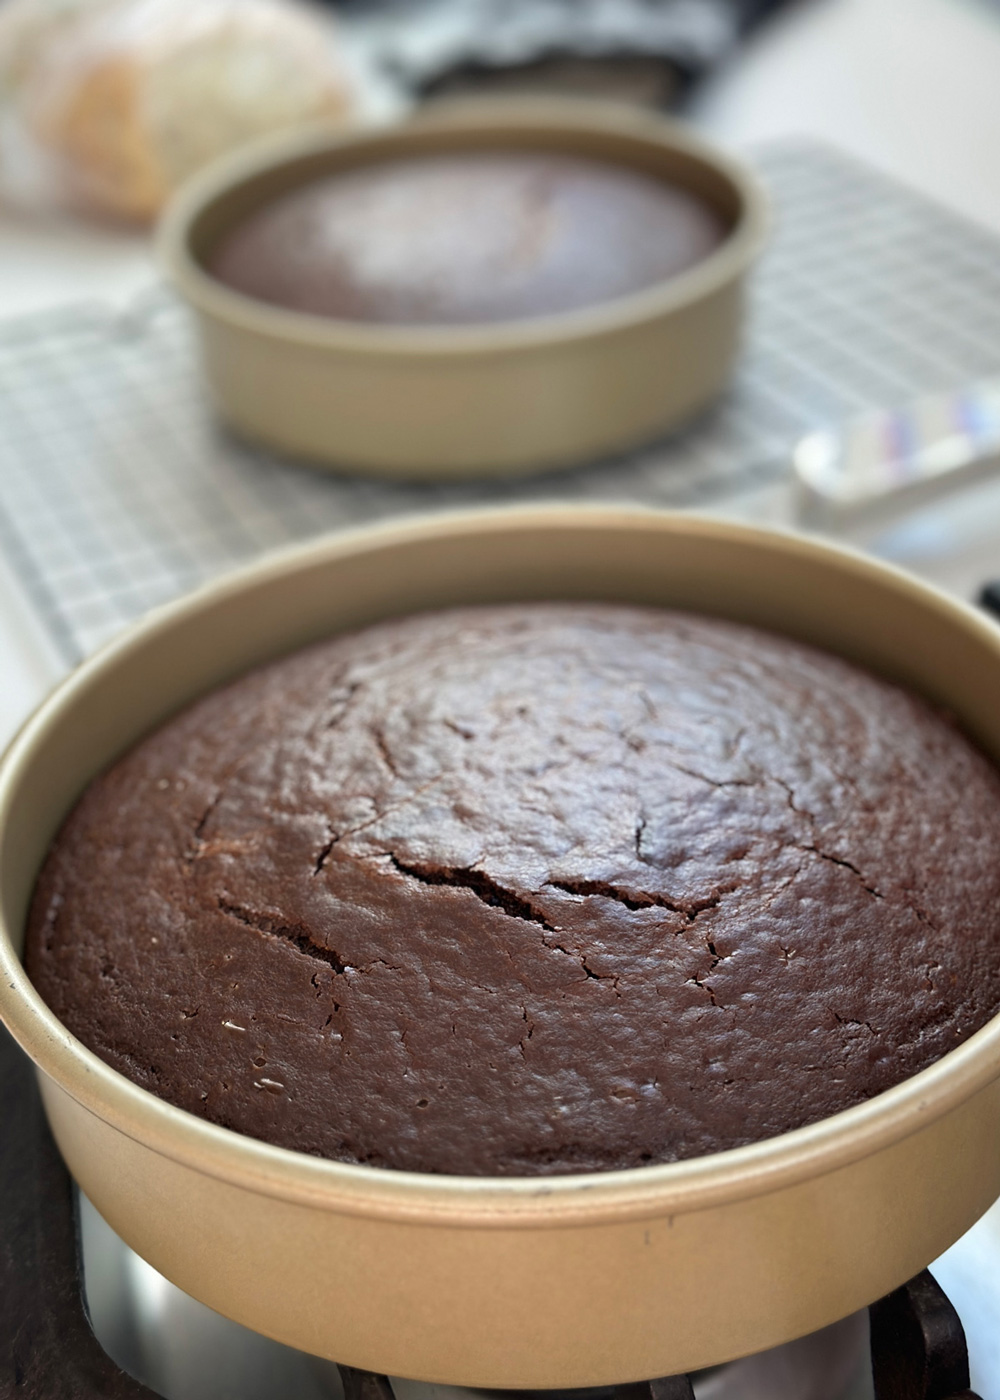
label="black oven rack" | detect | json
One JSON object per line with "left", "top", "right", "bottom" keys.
{"left": 3, "top": 141, "right": 1000, "bottom": 665}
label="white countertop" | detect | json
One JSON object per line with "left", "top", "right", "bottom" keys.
{"left": 693, "top": 0, "right": 1000, "bottom": 234}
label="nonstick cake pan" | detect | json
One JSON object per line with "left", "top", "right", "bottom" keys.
{"left": 2, "top": 507, "right": 1000, "bottom": 1387}
{"left": 159, "top": 101, "right": 767, "bottom": 479}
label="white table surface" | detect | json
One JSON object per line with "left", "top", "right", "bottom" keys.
{"left": 692, "top": 0, "right": 1000, "bottom": 234}
{"left": 3, "top": 1, "right": 1000, "bottom": 1392}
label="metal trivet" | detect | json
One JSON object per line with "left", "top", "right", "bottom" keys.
{"left": 4, "top": 140, "right": 1000, "bottom": 664}
{"left": 0, "top": 1022, "right": 981, "bottom": 1398}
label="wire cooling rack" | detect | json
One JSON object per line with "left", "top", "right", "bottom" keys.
{"left": 4, "top": 140, "right": 1000, "bottom": 664}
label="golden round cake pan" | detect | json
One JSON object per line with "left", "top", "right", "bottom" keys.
{"left": 3, "top": 507, "right": 1000, "bottom": 1387}
{"left": 158, "top": 101, "right": 767, "bottom": 479}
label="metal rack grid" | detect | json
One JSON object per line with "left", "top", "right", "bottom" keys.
{"left": 3, "top": 139, "right": 1000, "bottom": 664}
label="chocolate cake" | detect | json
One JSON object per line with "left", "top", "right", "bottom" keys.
{"left": 206, "top": 151, "right": 727, "bottom": 324}
{"left": 25, "top": 604, "right": 1000, "bottom": 1175}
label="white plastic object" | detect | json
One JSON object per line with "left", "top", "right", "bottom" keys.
{"left": 794, "top": 379, "right": 1000, "bottom": 527}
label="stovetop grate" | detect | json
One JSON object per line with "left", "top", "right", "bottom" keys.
{"left": 3, "top": 141, "right": 1000, "bottom": 663}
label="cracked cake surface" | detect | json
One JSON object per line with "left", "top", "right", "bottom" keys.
{"left": 25, "top": 603, "right": 1000, "bottom": 1175}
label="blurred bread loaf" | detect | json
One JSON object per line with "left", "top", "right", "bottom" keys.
{"left": 0, "top": 0, "right": 357, "bottom": 222}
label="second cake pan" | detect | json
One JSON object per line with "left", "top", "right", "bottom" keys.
{"left": 159, "top": 100, "right": 767, "bottom": 479}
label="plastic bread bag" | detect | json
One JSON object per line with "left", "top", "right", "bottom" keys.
{"left": 0, "top": 0, "right": 358, "bottom": 223}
